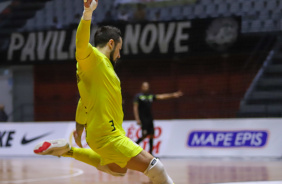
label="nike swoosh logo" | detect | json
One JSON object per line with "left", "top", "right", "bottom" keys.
{"left": 21, "top": 132, "right": 52, "bottom": 145}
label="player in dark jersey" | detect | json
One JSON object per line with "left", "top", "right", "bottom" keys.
{"left": 133, "top": 82, "right": 183, "bottom": 154}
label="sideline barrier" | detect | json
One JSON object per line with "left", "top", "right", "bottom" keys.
{"left": 0, "top": 119, "right": 282, "bottom": 157}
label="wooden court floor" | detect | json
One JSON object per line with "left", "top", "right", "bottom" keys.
{"left": 1, "top": 157, "right": 282, "bottom": 184}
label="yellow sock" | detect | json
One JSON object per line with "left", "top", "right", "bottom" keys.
{"left": 63, "top": 147, "right": 101, "bottom": 168}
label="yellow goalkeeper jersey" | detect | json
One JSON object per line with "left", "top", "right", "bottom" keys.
{"left": 75, "top": 19, "right": 125, "bottom": 139}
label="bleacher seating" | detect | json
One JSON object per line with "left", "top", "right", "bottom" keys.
{"left": 238, "top": 37, "right": 282, "bottom": 117}
{"left": 0, "top": 0, "right": 281, "bottom": 33}
{"left": 170, "top": 6, "right": 183, "bottom": 21}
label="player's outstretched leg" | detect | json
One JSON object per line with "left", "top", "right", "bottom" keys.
{"left": 65, "top": 147, "right": 126, "bottom": 177}
{"left": 34, "top": 139, "right": 102, "bottom": 168}
{"left": 33, "top": 139, "right": 126, "bottom": 177}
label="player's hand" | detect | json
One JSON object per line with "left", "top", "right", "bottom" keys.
{"left": 82, "top": 0, "right": 98, "bottom": 20}
{"left": 84, "top": 0, "right": 98, "bottom": 11}
{"left": 137, "top": 119, "right": 142, "bottom": 125}
{"left": 173, "top": 91, "right": 183, "bottom": 98}
{"left": 73, "top": 130, "right": 83, "bottom": 148}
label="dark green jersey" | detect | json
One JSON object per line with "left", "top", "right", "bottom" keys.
{"left": 134, "top": 93, "right": 156, "bottom": 122}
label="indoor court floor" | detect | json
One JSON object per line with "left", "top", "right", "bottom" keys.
{"left": 1, "top": 157, "right": 282, "bottom": 184}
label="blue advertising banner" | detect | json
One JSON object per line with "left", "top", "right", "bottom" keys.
{"left": 187, "top": 130, "right": 268, "bottom": 148}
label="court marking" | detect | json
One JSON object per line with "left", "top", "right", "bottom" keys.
{"left": 0, "top": 167, "right": 84, "bottom": 184}
{"left": 211, "top": 181, "right": 282, "bottom": 184}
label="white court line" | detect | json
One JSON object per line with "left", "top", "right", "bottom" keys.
{"left": 0, "top": 168, "right": 84, "bottom": 184}
{"left": 211, "top": 181, "right": 282, "bottom": 184}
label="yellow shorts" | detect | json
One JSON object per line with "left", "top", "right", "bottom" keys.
{"left": 86, "top": 134, "right": 143, "bottom": 168}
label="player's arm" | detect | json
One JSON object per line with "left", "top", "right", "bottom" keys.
{"left": 73, "top": 122, "right": 84, "bottom": 148}
{"left": 133, "top": 102, "right": 141, "bottom": 125}
{"left": 155, "top": 90, "right": 183, "bottom": 100}
{"left": 76, "top": 0, "right": 98, "bottom": 60}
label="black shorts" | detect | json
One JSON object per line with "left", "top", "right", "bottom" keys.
{"left": 141, "top": 120, "right": 154, "bottom": 135}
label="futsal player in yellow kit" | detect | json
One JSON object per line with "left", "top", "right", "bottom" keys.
{"left": 33, "top": 0, "right": 174, "bottom": 183}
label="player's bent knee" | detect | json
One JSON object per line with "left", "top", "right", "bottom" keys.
{"left": 97, "top": 165, "right": 126, "bottom": 177}
{"left": 144, "top": 158, "right": 173, "bottom": 184}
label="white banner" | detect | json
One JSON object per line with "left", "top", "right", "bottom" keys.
{"left": 163, "top": 119, "right": 282, "bottom": 157}
{"left": 1, "top": 118, "right": 282, "bottom": 157}
{"left": 0, "top": 122, "right": 72, "bottom": 156}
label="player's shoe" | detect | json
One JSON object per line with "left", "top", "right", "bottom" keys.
{"left": 33, "top": 139, "right": 70, "bottom": 156}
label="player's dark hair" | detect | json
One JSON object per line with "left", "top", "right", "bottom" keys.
{"left": 94, "top": 26, "right": 122, "bottom": 47}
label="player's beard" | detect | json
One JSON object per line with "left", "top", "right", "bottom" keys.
{"left": 109, "top": 44, "right": 117, "bottom": 67}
